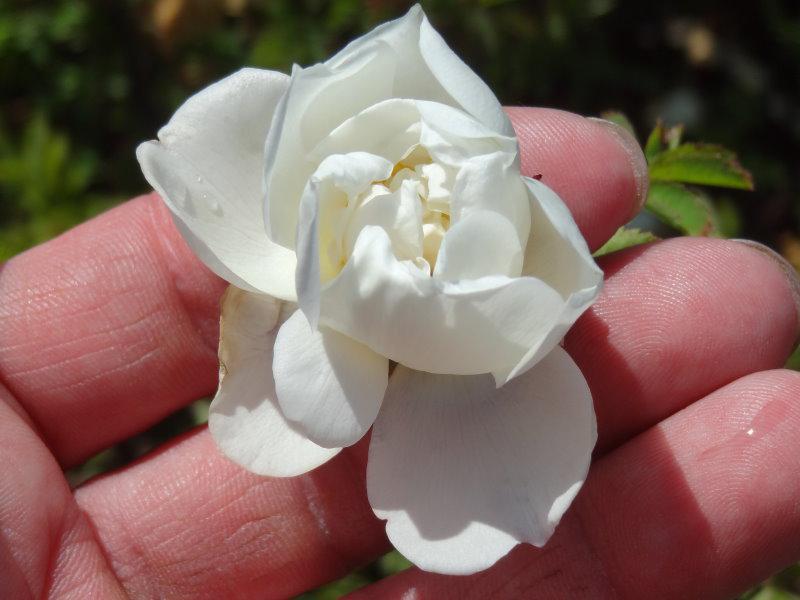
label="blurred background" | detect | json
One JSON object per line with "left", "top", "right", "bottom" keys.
{"left": 1, "top": 0, "right": 798, "bottom": 597}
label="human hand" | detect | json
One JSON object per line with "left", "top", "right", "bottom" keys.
{"left": 1, "top": 108, "right": 798, "bottom": 600}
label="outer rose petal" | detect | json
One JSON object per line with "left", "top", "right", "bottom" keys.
{"left": 264, "top": 5, "right": 512, "bottom": 248}
{"left": 320, "top": 226, "right": 566, "bottom": 376}
{"left": 367, "top": 346, "right": 597, "bottom": 575}
{"left": 137, "top": 68, "right": 297, "bottom": 300}
{"left": 272, "top": 310, "right": 388, "bottom": 449}
{"left": 521, "top": 176, "right": 603, "bottom": 300}
{"left": 493, "top": 177, "right": 604, "bottom": 384}
{"left": 208, "top": 287, "right": 339, "bottom": 477}
{"left": 329, "top": 5, "right": 513, "bottom": 137}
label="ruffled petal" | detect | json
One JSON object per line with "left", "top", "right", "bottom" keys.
{"left": 448, "top": 151, "right": 530, "bottom": 250}
{"left": 367, "top": 347, "right": 597, "bottom": 575}
{"left": 295, "top": 152, "right": 394, "bottom": 326}
{"left": 329, "top": 6, "right": 512, "bottom": 136}
{"left": 137, "top": 68, "right": 297, "bottom": 300}
{"left": 273, "top": 310, "right": 388, "bottom": 448}
{"left": 433, "top": 210, "right": 523, "bottom": 280}
{"left": 208, "top": 287, "right": 339, "bottom": 477}
{"left": 264, "top": 47, "right": 396, "bottom": 248}
{"left": 264, "top": 5, "right": 511, "bottom": 249}
{"left": 493, "top": 177, "right": 604, "bottom": 384}
{"left": 521, "top": 177, "right": 603, "bottom": 299}
{"left": 319, "top": 226, "right": 565, "bottom": 376}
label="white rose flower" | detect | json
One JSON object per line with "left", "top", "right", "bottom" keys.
{"left": 137, "top": 5, "right": 603, "bottom": 575}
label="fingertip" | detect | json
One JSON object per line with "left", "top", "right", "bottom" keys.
{"left": 730, "top": 239, "right": 800, "bottom": 345}
{"left": 506, "top": 107, "right": 647, "bottom": 250}
{"left": 586, "top": 117, "right": 649, "bottom": 213}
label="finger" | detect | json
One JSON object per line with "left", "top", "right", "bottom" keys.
{"left": 507, "top": 107, "right": 647, "bottom": 250}
{"left": 349, "top": 369, "right": 800, "bottom": 600}
{"left": 0, "top": 194, "right": 226, "bottom": 467}
{"left": 0, "top": 108, "right": 643, "bottom": 467}
{"left": 75, "top": 433, "right": 388, "bottom": 600}
{"left": 0, "top": 385, "right": 126, "bottom": 600}
{"left": 567, "top": 236, "right": 799, "bottom": 451}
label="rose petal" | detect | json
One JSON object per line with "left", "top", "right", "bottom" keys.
{"left": 208, "top": 287, "right": 339, "bottom": 477}
{"left": 137, "top": 68, "right": 297, "bottom": 300}
{"left": 264, "top": 5, "right": 511, "bottom": 249}
{"left": 448, "top": 150, "right": 531, "bottom": 251}
{"left": 273, "top": 310, "right": 388, "bottom": 449}
{"left": 433, "top": 210, "right": 523, "bottom": 280}
{"left": 329, "top": 6, "right": 512, "bottom": 136}
{"left": 521, "top": 176, "right": 603, "bottom": 298}
{"left": 320, "top": 226, "right": 566, "bottom": 376}
{"left": 367, "top": 346, "right": 597, "bottom": 575}
{"left": 343, "top": 179, "right": 424, "bottom": 262}
{"left": 308, "top": 99, "right": 422, "bottom": 167}
{"left": 295, "top": 152, "right": 394, "bottom": 326}
{"left": 493, "top": 177, "right": 604, "bottom": 384}
{"left": 264, "top": 46, "right": 396, "bottom": 248}
{"left": 416, "top": 102, "right": 518, "bottom": 167}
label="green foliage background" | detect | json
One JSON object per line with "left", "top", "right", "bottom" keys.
{"left": 2, "top": 0, "right": 799, "bottom": 597}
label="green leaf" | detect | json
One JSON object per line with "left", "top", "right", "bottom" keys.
{"left": 599, "top": 110, "right": 636, "bottom": 138}
{"left": 748, "top": 585, "right": 800, "bottom": 600}
{"left": 646, "top": 181, "right": 719, "bottom": 236}
{"left": 713, "top": 196, "right": 742, "bottom": 238}
{"left": 644, "top": 121, "right": 665, "bottom": 163}
{"left": 649, "top": 144, "right": 754, "bottom": 190}
{"left": 786, "top": 345, "right": 800, "bottom": 372}
{"left": 594, "top": 227, "right": 659, "bottom": 257}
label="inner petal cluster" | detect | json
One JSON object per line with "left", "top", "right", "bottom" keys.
{"left": 320, "top": 145, "right": 454, "bottom": 281}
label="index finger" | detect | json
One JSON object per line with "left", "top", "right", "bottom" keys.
{"left": 0, "top": 108, "right": 645, "bottom": 466}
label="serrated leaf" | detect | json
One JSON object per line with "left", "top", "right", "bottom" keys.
{"left": 599, "top": 110, "right": 636, "bottom": 138}
{"left": 646, "top": 181, "right": 719, "bottom": 236}
{"left": 594, "top": 227, "right": 659, "bottom": 257}
{"left": 644, "top": 121, "right": 665, "bottom": 162}
{"left": 649, "top": 143, "right": 754, "bottom": 190}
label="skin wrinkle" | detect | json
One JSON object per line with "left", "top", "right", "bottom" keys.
{"left": 76, "top": 430, "right": 374, "bottom": 599}
{"left": 0, "top": 384, "right": 126, "bottom": 600}
{"left": 45, "top": 515, "right": 128, "bottom": 600}
{"left": 2, "top": 309, "right": 156, "bottom": 368}
{"left": 0, "top": 194, "right": 225, "bottom": 467}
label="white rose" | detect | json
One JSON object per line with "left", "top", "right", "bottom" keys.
{"left": 137, "top": 5, "right": 602, "bottom": 575}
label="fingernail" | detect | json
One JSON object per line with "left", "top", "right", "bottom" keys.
{"left": 587, "top": 117, "right": 649, "bottom": 214}
{"left": 731, "top": 239, "right": 800, "bottom": 339}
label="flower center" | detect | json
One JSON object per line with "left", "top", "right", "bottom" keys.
{"left": 320, "top": 145, "right": 453, "bottom": 281}
{"left": 376, "top": 145, "right": 451, "bottom": 272}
